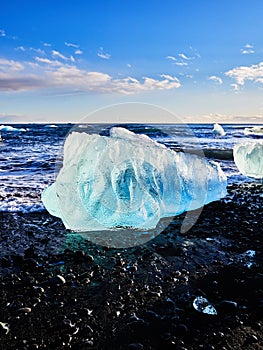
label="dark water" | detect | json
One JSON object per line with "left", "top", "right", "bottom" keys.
{"left": 0, "top": 123, "right": 262, "bottom": 213}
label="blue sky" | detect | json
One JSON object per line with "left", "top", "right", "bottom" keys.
{"left": 0, "top": 0, "right": 263, "bottom": 123}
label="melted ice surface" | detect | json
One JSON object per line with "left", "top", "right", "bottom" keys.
{"left": 42, "top": 127, "right": 227, "bottom": 231}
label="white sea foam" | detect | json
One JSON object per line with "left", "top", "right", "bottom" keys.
{"left": 244, "top": 126, "right": 263, "bottom": 136}
{"left": 0, "top": 125, "right": 27, "bottom": 132}
{"left": 44, "top": 124, "right": 58, "bottom": 128}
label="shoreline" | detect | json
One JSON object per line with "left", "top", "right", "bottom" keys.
{"left": 0, "top": 182, "right": 262, "bottom": 349}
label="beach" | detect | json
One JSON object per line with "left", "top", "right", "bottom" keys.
{"left": 1, "top": 0, "right": 263, "bottom": 347}
{"left": 0, "top": 182, "right": 262, "bottom": 349}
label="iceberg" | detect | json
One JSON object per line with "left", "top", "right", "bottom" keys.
{"left": 212, "top": 123, "right": 226, "bottom": 137}
{"left": 233, "top": 141, "right": 263, "bottom": 179}
{"left": 42, "top": 127, "right": 227, "bottom": 231}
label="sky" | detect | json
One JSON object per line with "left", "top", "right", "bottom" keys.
{"left": 0, "top": 0, "right": 263, "bottom": 124}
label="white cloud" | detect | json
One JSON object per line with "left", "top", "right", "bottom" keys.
{"left": 65, "top": 42, "right": 79, "bottom": 48}
{"left": 0, "top": 58, "right": 24, "bottom": 71}
{"left": 0, "top": 58, "right": 181, "bottom": 94}
{"left": 98, "top": 52, "right": 111, "bottom": 60}
{"left": 175, "top": 62, "right": 188, "bottom": 66}
{"left": 43, "top": 43, "right": 51, "bottom": 47}
{"left": 15, "top": 46, "right": 26, "bottom": 52}
{"left": 168, "top": 52, "right": 194, "bottom": 62}
{"left": 127, "top": 63, "right": 132, "bottom": 68}
{"left": 35, "top": 57, "right": 63, "bottom": 66}
{"left": 166, "top": 55, "right": 189, "bottom": 66}
{"left": 208, "top": 75, "right": 223, "bottom": 85}
{"left": 241, "top": 49, "right": 254, "bottom": 55}
{"left": 52, "top": 50, "right": 68, "bottom": 61}
{"left": 30, "top": 47, "right": 45, "bottom": 55}
{"left": 48, "top": 67, "right": 111, "bottom": 88}
{"left": 230, "top": 83, "right": 240, "bottom": 91}
{"left": 225, "top": 62, "right": 263, "bottom": 86}
{"left": 0, "top": 113, "right": 28, "bottom": 123}
{"left": 166, "top": 55, "right": 177, "bottom": 61}
{"left": 27, "top": 62, "right": 40, "bottom": 69}
{"left": 0, "top": 71, "right": 44, "bottom": 91}
{"left": 75, "top": 49, "right": 83, "bottom": 55}
{"left": 241, "top": 43, "right": 254, "bottom": 54}
{"left": 47, "top": 66, "right": 180, "bottom": 93}
{"left": 179, "top": 73, "right": 193, "bottom": 79}
{"left": 0, "top": 29, "right": 6, "bottom": 37}
{"left": 178, "top": 53, "right": 191, "bottom": 60}
{"left": 110, "top": 75, "right": 180, "bottom": 94}
{"left": 52, "top": 50, "right": 75, "bottom": 62}
{"left": 98, "top": 48, "right": 111, "bottom": 60}
{"left": 189, "top": 46, "right": 201, "bottom": 58}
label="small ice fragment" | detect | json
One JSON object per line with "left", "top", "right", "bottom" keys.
{"left": 213, "top": 123, "right": 226, "bottom": 137}
{"left": 233, "top": 141, "right": 263, "bottom": 179}
{"left": 240, "top": 249, "right": 256, "bottom": 268}
{"left": 193, "top": 296, "right": 217, "bottom": 315}
{"left": 243, "top": 250, "right": 256, "bottom": 258}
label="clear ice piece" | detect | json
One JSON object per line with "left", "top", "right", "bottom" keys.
{"left": 42, "top": 127, "right": 227, "bottom": 231}
{"left": 193, "top": 296, "right": 217, "bottom": 315}
{"left": 213, "top": 123, "right": 226, "bottom": 137}
{"left": 233, "top": 141, "right": 263, "bottom": 179}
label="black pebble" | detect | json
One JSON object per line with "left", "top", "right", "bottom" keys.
{"left": 245, "top": 334, "right": 258, "bottom": 344}
{"left": 218, "top": 300, "right": 238, "bottom": 313}
{"left": 127, "top": 343, "right": 144, "bottom": 350}
{"left": 175, "top": 323, "right": 188, "bottom": 336}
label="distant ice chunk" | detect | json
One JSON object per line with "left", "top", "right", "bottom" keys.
{"left": 234, "top": 141, "right": 263, "bottom": 179}
{"left": 44, "top": 124, "right": 57, "bottom": 128}
{"left": 244, "top": 126, "right": 263, "bottom": 137}
{"left": 213, "top": 123, "right": 226, "bottom": 137}
{"left": 0, "top": 125, "right": 26, "bottom": 132}
{"left": 42, "top": 127, "right": 227, "bottom": 231}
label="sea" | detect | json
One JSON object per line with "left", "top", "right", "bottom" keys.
{"left": 0, "top": 123, "right": 262, "bottom": 213}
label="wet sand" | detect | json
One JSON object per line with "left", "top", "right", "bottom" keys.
{"left": 0, "top": 183, "right": 262, "bottom": 349}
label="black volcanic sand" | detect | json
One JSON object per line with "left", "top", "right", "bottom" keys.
{"left": 0, "top": 183, "right": 262, "bottom": 349}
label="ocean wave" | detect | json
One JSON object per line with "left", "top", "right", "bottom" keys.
{"left": 0, "top": 202, "right": 45, "bottom": 213}
{"left": 244, "top": 126, "right": 263, "bottom": 137}
{"left": 0, "top": 123, "right": 258, "bottom": 215}
{"left": 203, "top": 148, "right": 233, "bottom": 160}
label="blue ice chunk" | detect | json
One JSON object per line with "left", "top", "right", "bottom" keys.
{"left": 234, "top": 141, "right": 263, "bottom": 179}
{"left": 42, "top": 127, "right": 227, "bottom": 231}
